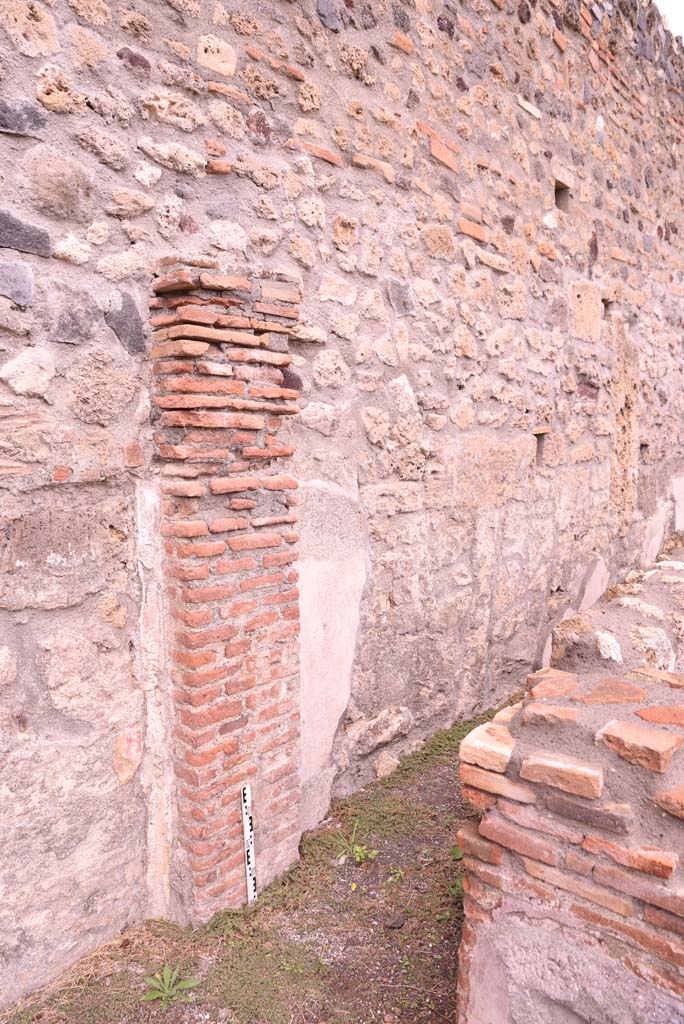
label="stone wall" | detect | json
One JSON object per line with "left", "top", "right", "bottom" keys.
{"left": 3, "top": 0, "right": 684, "bottom": 1006}
{"left": 456, "top": 546, "right": 684, "bottom": 1022}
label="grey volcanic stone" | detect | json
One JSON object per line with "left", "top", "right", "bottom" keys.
{"left": 0, "top": 210, "right": 51, "bottom": 257}
{"left": 0, "top": 100, "right": 47, "bottom": 137}
{"left": 0, "top": 261, "right": 34, "bottom": 307}
{"left": 387, "top": 279, "right": 415, "bottom": 317}
{"left": 316, "top": 0, "right": 341, "bottom": 31}
{"left": 105, "top": 291, "right": 145, "bottom": 354}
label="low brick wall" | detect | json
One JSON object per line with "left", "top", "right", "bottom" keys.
{"left": 456, "top": 551, "right": 684, "bottom": 1023}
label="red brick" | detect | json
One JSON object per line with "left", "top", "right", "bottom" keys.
{"left": 162, "top": 479, "right": 206, "bottom": 497}
{"left": 172, "top": 649, "right": 216, "bottom": 669}
{"left": 522, "top": 702, "right": 578, "bottom": 725}
{"left": 522, "top": 860, "right": 634, "bottom": 917}
{"left": 653, "top": 783, "right": 684, "bottom": 820}
{"left": 184, "top": 738, "right": 239, "bottom": 768}
{"left": 479, "top": 816, "right": 559, "bottom": 866}
{"left": 215, "top": 556, "right": 258, "bottom": 574}
{"left": 209, "top": 476, "right": 261, "bottom": 494}
{"left": 181, "top": 701, "right": 242, "bottom": 730}
{"left": 637, "top": 706, "right": 684, "bottom": 726}
{"left": 245, "top": 610, "right": 278, "bottom": 631}
{"left": 263, "top": 551, "right": 297, "bottom": 568}
{"left": 458, "top": 217, "right": 488, "bottom": 243}
{"left": 572, "top": 903, "right": 684, "bottom": 969}
{"left": 123, "top": 442, "right": 144, "bottom": 467}
{"left": 496, "top": 798, "right": 584, "bottom": 844}
{"left": 527, "top": 668, "right": 580, "bottom": 699}
{"left": 644, "top": 904, "right": 684, "bottom": 939}
{"left": 198, "top": 273, "right": 251, "bottom": 292}
{"left": 154, "top": 268, "right": 196, "bottom": 293}
{"left": 582, "top": 835, "right": 677, "bottom": 879}
{"left": 429, "top": 136, "right": 458, "bottom": 173}
{"left": 286, "top": 138, "right": 344, "bottom": 167}
{"left": 182, "top": 584, "right": 237, "bottom": 604}
{"left": 172, "top": 608, "right": 213, "bottom": 627}
{"left": 598, "top": 720, "right": 682, "bottom": 773}
{"left": 176, "top": 622, "right": 238, "bottom": 649}
{"left": 175, "top": 541, "right": 226, "bottom": 558}
{"left": 577, "top": 678, "right": 647, "bottom": 704}
{"left": 227, "top": 532, "right": 282, "bottom": 552}
{"left": 239, "top": 572, "right": 283, "bottom": 592}
{"left": 461, "top": 785, "right": 497, "bottom": 812}
{"left": 459, "top": 763, "right": 537, "bottom": 803}
{"left": 594, "top": 861, "right": 684, "bottom": 918}
{"left": 520, "top": 751, "right": 603, "bottom": 799}
{"left": 209, "top": 517, "right": 249, "bottom": 533}
{"left": 457, "top": 821, "right": 503, "bottom": 865}
{"left": 161, "top": 412, "right": 265, "bottom": 429}
{"left": 167, "top": 563, "right": 210, "bottom": 581}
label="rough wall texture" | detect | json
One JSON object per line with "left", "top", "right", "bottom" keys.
{"left": 456, "top": 546, "right": 684, "bottom": 1023}
{"left": 2, "top": 0, "right": 684, "bottom": 1006}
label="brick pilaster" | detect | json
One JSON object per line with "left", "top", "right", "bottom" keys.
{"left": 149, "top": 261, "right": 302, "bottom": 921}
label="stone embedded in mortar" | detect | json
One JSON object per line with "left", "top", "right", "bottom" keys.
{"left": 105, "top": 291, "right": 145, "bottom": 354}
{"left": 74, "top": 127, "right": 129, "bottom": 171}
{"left": 0, "top": 261, "right": 34, "bottom": 307}
{"left": 138, "top": 136, "right": 206, "bottom": 177}
{"left": 113, "top": 726, "right": 143, "bottom": 784}
{"left": 0, "top": 209, "right": 51, "bottom": 258}
{"left": 345, "top": 706, "right": 414, "bottom": 757}
{"left": 197, "top": 34, "right": 236, "bottom": 77}
{"left": 21, "top": 145, "right": 94, "bottom": 222}
{"left": 67, "top": 350, "right": 137, "bottom": 425}
{"left": 299, "top": 401, "right": 338, "bottom": 436}
{"left": 0, "top": 347, "right": 56, "bottom": 398}
{"left": 0, "top": 0, "right": 58, "bottom": 57}
{"left": 53, "top": 234, "right": 91, "bottom": 265}
{"left": 387, "top": 279, "right": 415, "bottom": 317}
{"left": 0, "top": 646, "right": 18, "bottom": 688}
{"left": 317, "top": 0, "right": 342, "bottom": 31}
{"left": 0, "top": 100, "right": 47, "bottom": 137}
{"left": 0, "top": 298, "right": 30, "bottom": 336}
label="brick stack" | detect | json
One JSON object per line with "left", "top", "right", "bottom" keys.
{"left": 456, "top": 558, "right": 684, "bottom": 1022}
{"left": 149, "top": 261, "right": 302, "bottom": 922}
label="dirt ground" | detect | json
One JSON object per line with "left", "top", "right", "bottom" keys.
{"left": 3, "top": 712, "right": 492, "bottom": 1024}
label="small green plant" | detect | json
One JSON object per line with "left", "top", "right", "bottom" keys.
{"left": 141, "top": 965, "right": 200, "bottom": 1011}
{"left": 279, "top": 959, "right": 306, "bottom": 976}
{"left": 449, "top": 873, "right": 465, "bottom": 899}
{"left": 388, "top": 866, "right": 405, "bottom": 883}
{"left": 450, "top": 845, "right": 464, "bottom": 861}
{"left": 336, "top": 817, "right": 378, "bottom": 865}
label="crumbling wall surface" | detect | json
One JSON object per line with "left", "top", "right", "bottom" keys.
{"left": 2, "top": 0, "right": 684, "bottom": 1003}
{"left": 456, "top": 547, "right": 684, "bottom": 1023}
